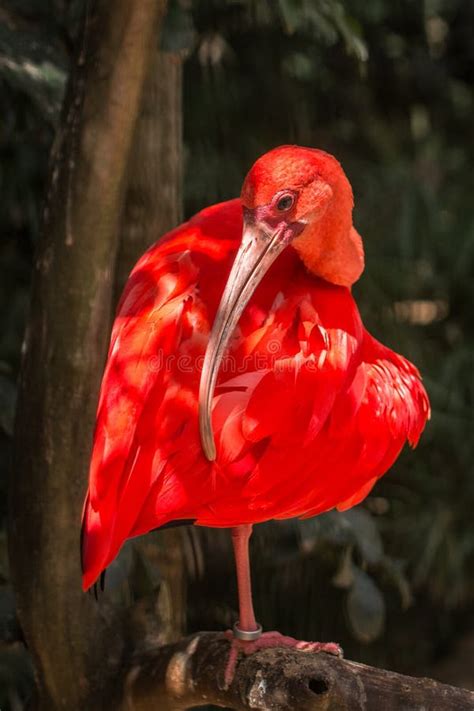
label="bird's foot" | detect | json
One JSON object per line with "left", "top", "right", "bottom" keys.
{"left": 223, "top": 629, "right": 342, "bottom": 688}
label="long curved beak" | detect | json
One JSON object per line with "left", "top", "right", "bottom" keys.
{"left": 199, "top": 220, "right": 286, "bottom": 461}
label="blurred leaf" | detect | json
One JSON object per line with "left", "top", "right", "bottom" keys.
{"left": 298, "top": 510, "right": 357, "bottom": 552}
{"left": 379, "top": 557, "right": 413, "bottom": 609}
{"left": 345, "top": 568, "right": 385, "bottom": 643}
{"left": 329, "top": 2, "right": 368, "bottom": 61}
{"left": 0, "top": 23, "right": 66, "bottom": 123}
{"left": 160, "top": 0, "right": 195, "bottom": 54}
{"left": 342, "top": 508, "right": 384, "bottom": 566}
{"left": 277, "top": 0, "right": 304, "bottom": 35}
{"left": 332, "top": 546, "right": 355, "bottom": 589}
{"left": 277, "top": 0, "right": 367, "bottom": 60}
{"left": 298, "top": 508, "right": 384, "bottom": 569}
{"left": 282, "top": 51, "right": 315, "bottom": 81}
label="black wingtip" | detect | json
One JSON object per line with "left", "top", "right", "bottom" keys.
{"left": 152, "top": 518, "right": 197, "bottom": 531}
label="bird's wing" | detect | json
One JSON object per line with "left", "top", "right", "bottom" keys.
{"left": 81, "top": 200, "right": 242, "bottom": 589}
{"left": 204, "top": 302, "right": 430, "bottom": 524}
{"left": 241, "top": 327, "right": 430, "bottom": 522}
{"left": 330, "top": 331, "right": 430, "bottom": 511}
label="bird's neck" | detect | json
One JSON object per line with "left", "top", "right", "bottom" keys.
{"left": 292, "top": 190, "right": 364, "bottom": 287}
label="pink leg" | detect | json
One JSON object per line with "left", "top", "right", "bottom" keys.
{"left": 224, "top": 525, "right": 342, "bottom": 688}
{"left": 231, "top": 524, "right": 260, "bottom": 635}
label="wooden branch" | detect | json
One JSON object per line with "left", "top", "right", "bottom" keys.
{"left": 120, "top": 632, "right": 474, "bottom": 711}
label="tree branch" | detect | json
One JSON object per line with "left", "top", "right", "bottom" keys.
{"left": 120, "top": 632, "right": 474, "bottom": 711}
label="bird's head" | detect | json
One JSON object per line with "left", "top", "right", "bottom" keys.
{"left": 199, "top": 145, "right": 364, "bottom": 460}
{"left": 241, "top": 145, "right": 364, "bottom": 286}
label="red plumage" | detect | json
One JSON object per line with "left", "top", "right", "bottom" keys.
{"left": 82, "top": 190, "right": 429, "bottom": 590}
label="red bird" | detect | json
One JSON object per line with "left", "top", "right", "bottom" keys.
{"left": 82, "top": 146, "right": 429, "bottom": 669}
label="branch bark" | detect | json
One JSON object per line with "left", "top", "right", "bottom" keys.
{"left": 119, "top": 633, "right": 474, "bottom": 711}
{"left": 9, "top": 1, "right": 168, "bottom": 708}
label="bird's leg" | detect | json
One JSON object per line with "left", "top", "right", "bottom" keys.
{"left": 223, "top": 524, "right": 342, "bottom": 688}
{"left": 231, "top": 524, "right": 262, "bottom": 638}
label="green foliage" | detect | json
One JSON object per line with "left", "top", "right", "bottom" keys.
{"left": 277, "top": 0, "right": 367, "bottom": 61}
{"left": 0, "top": 24, "right": 66, "bottom": 123}
{"left": 298, "top": 509, "right": 390, "bottom": 643}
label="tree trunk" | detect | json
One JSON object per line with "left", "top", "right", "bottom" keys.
{"left": 114, "top": 50, "right": 183, "bottom": 300}
{"left": 9, "top": 1, "right": 167, "bottom": 708}
{"left": 114, "top": 47, "right": 185, "bottom": 643}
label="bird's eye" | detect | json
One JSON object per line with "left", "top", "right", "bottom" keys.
{"left": 275, "top": 193, "right": 295, "bottom": 212}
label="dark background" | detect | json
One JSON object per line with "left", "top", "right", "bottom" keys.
{"left": 1, "top": 0, "right": 473, "bottom": 707}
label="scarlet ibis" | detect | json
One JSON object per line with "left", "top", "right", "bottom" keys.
{"left": 81, "top": 145, "right": 429, "bottom": 669}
